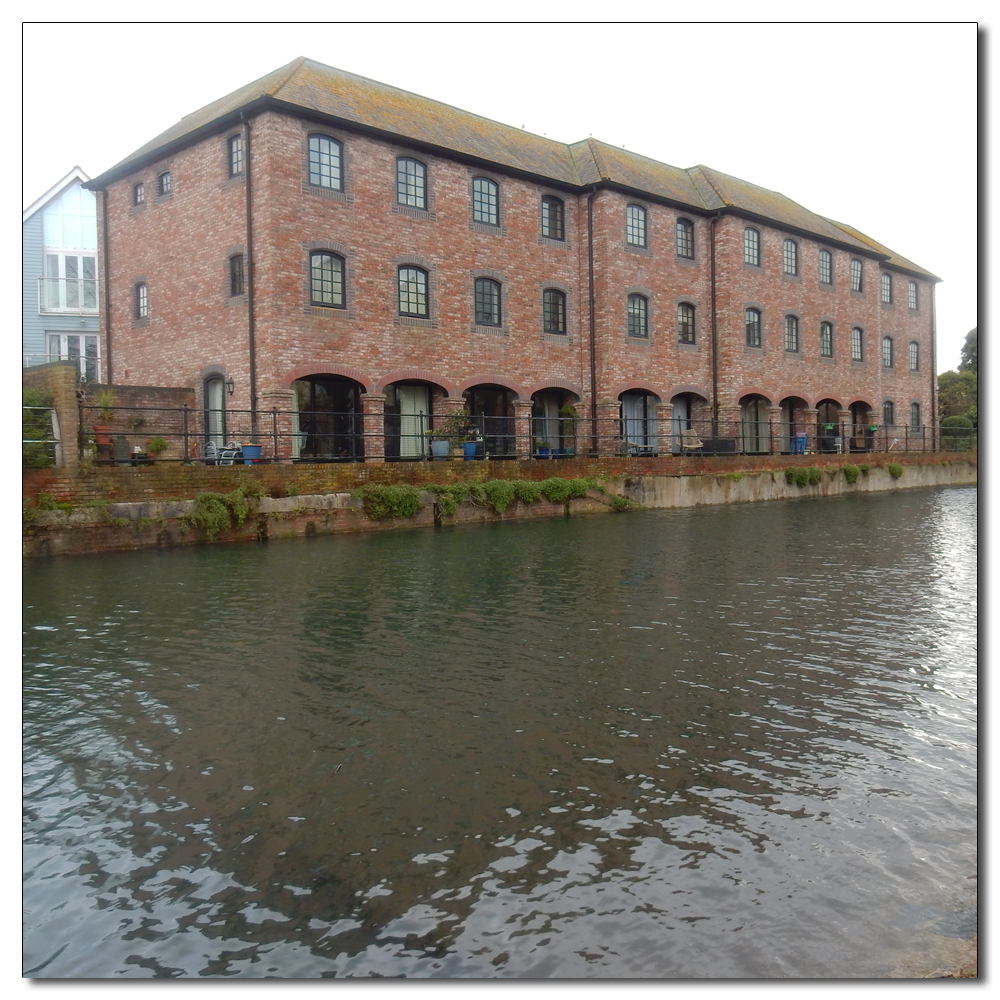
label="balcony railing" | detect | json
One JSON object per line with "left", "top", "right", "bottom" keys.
{"left": 38, "top": 277, "right": 99, "bottom": 314}
{"left": 68, "top": 404, "right": 969, "bottom": 465}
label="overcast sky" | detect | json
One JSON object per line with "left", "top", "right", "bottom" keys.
{"left": 22, "top": 19, "right": 979, "bottom": 371}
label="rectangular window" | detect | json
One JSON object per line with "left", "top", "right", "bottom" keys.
{"left": 745, "top": 308, "right": 761, "bottom": 347}
{"left": 135, "top": 283, "right": 148, "bottom": 319}
{"left": 310, "top": 252, "right": 345, "bottom": 308}
{"left": 910, "top": 403, "right": 921, "bottom": 431}
{"left": 850, "top": 259, "right": 863, "bottom": 292}
{"left": 819, "top": 250, "right": 832, "bottom": 284}
{"left": 676, "top": 219, "right": 694, "bottom": 258}
{"left": 626, "top": 205, "right": 646, "bottom": 247}
{"left": 541, "top": 196, "right": 565, "bottom": 240}
{"left": 820, "top": 322, "right": 833, "bottom": 357}
{"left": 229, "top": 135, "right": 244, "bottom": 176}
{"left": 908, "top": 281, "right": 918, "bottom": 310}
{"left": 397, "top": 158, "right": 426, "bottom": 209}
{"left": 677, "top": 303, "right": 695, "bottom": 344}
{"left": 41, "top": 253, "right": 97, "bottom": 312}
{"left": 744, "top": 228, "right": 759, "bottom": 266}
{"left": 784, "top": 315, "right": 799, "bottom": 352}
{"left": 133, "top": 183, "right": 145, "bottom": 206}
{"left": 909, "top": 341, "right": 919, "bottom": 371}
{"left": 851, "top": 327, "right": 863, "bottom": 361}
{"left": 399, "top": 267, "right": 428, "bottom": 317}
{"left": 474, "top": 278, "right": 501, "bottom": 326}
{"left": 883, "top": 401, "right": 895, "bottom": 426}
{"left": 230, "top": 255, "right": 245, "bottom": 297}
{"left": 783, "top": 239, "right": 798, "bottom": 275}
{"left": 627, "top": 295, "right": 648, "bottom": 338}
{"left": 881, "top": 273, "right": 893, "bottom": 303}
{"left": 473, "top": 177, "right": 498, "bottom": 225}
{"left": 308, "top": 135, "right": 343, "bottom": 190}
{"left": 543, "top": 289, "right": 566, "bottom": 333}
{"left": 47, "top": 332, "right": 99, "bottom": 381}
{"left": 158, "top": 172, "right": 171, "bottom": 195}
{"left": 882, "top": 337, "right": 894, "bottom": 367}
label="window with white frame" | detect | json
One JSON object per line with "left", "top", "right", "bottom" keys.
{"left": 46, "top": 332, "right": 99, "bottom": 381}
{"left": 41, "top": 252, "right": 98, "bottom": 312}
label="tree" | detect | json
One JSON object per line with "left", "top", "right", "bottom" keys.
{"left": 938, "top": 369, "right": 977, "bottom": 422}
{"left": 959, "top": 326, "right": 977, "bottom": 372}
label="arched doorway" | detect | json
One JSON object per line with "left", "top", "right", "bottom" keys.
{"left": 849, "top": 401, "right": 873, "bottom": 453}
{"left": 670, "top": 392, "right": 706, "bottom": 453}
{"left": 292, "top": 374, "right": 364, "bottom": 461}
{"left": 531, "top": 388, "right": 579, "bottom": 456}
{"left": 739, "top": 394, "right": 771, "bottom": 454}
{"left": 620, "top": 390, "right": 658, "bottom": 455}
{"left": 779, "top": 396, "right": 808, "bottom": 453}
{"left": 815, "top": 399, "right": 842, "bottom": 453}
{"left": 383, "top": 380, "right": 439, "bottom": 460}
{"left": 464, "top": 384, "right": 516, "bottom": 457}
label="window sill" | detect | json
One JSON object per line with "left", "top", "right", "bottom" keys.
{"left": 470, "top": 221, "right": 506, "bottom": 236}
{"left": 472, "top": 324, "right": 508, "bottom": 337}
{"left": 626, "top": 335, "right": 652, "bottom": 346}
{"left": 624, "top": 244, "right": 650, "bottom": 256}
{"left": 538, "top": 236, "right": 570, "bottom": 249}
{"left": 304, "top": 184, "right": 354, "bottom": 204}
{"left": 540, "top": 332, "right": 572, "bottom": 343}
{"left": 744, "top": 345, "right": 765, "bottom": 355}
{"left": 781, "top": 272, "right": 801, "bottom": 282}
{"left": 677, "top": 341, "right": 699, "bottom": 352}
{"left": 393, "top": 204, "right": 435, "bottom": 220}
{"left": 304, "top": 305, "right": 354, "bottom": 320}
{"left": 395, "top": 316, "right": 436, "bottom": 329}
{"left": 675, "top": 255, "right": 698, "bottom": 267}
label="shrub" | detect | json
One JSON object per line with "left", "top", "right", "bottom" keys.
{"left": 785, "top": 466, "right": 809, "bottom": 487}
{"left": 184, "top": 483, "right": 263, "bottom": 537}
{"left": 859, "top": 463, "right": 871, "bottom": 474}
{"left": 538, "top": 477, "right": 592, "bottom": 503}
{"left": 888, "top": 463, "right": 904, "bottom": 479}
{"left": 807, "top": 467, "right": 822, "bottom": 485}
{"left": 842, "top": 464, "right": 860, "bottom": 483}
{"left": 23, "top": 388, "right": 55, "bottom": 469}
{"left": 36, "top": 492, "right": 58, "bottom": 510}
{"left": 355, "top": 483, "right": 422, "bottom": 520}
{"left": 512, "top": 480, "right": 543, "bottom": 503}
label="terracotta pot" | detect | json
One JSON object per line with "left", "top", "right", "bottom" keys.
{"left": 93, "top": 424, "right": 113, "bottom": 447}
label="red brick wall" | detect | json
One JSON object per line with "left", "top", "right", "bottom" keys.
{"left": 97, "top": 108, "right": 934, "bottom": 431}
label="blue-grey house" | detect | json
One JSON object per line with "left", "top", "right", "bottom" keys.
{"left": 23, "top": 167, "right": 100, "bottom": 379}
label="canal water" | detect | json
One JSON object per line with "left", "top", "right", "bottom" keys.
{"left": 23, "top": 486, "right": 977, "bottom": 979}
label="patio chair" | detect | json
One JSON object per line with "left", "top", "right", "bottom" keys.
{"left": 680, "top": 429, "right": 704, "bottom": 454}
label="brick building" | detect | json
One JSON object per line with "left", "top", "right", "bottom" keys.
{"left": 84, "top": 57, "right": 939, "bottom": 460}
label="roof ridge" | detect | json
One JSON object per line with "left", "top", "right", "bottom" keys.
{"left": 269, "top": 55, "right": 309, "bottom": 98}
{"left": 587, "top": 137, "right": 610, "bottom": 181}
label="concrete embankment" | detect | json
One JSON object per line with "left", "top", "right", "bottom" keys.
{"left": 22, "top": 454, "right": 976, "bottom": 558}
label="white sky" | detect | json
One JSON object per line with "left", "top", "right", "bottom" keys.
{"left": 22, "top": 18, "right": 979, "bottom": 372}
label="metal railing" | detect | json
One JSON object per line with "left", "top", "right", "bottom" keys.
{"left": 37, "top": 277, "right": 99, "bottom": 314}
{"left": 23, "top": 406, "right": 59, "bottom": 468}
{"left": 67, "top": 404, "right": 971, "bottom": 465}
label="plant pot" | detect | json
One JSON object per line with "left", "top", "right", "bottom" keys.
{"left": 463, "top": 441, "right": 478, "bottom": 460}
{"left": 93, "top": 424, "right": 113, "bottom": 447}
{"left": 537, "top": 448, "right": 550, "bottom": 459}
{"left": 449, "top": 445, "right": 464, "bottom": 459}
{"left": 430, "top": 440, "right": 450, "bottom": 460}
{"left": 242, "top": 444, "right": 262, "bottom": 463}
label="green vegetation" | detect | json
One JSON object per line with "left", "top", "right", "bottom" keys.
{"left": 938, "top": 369, "right": 977, "bottom": 426}
{"left": 888, "top": 463, "right": 904, "bottom": 480}
{"left": 842, "top": 464, "right": 861, "bottom": 484}
{"left": 859, "top": 463, "right": 870, "bottom": 475}
{"left": 92, "top": 387, "right": 116, "bottom": 421}
{"left": 784, "top": 466, "right": 822, "bottom": 487}
{"left": 717, "top": 472, "right": 743, "bottom": 482}
{"left": 354, "top": 484, "right": 423, "bottom": 520}
{"left": 147, "top": 437, "right": 168, "bottom": 456}
{"left": 23, "top": 388, "right": 55, "bottom": 468}
{"left": 959, "top": 326, "right": 977, "bottom": 373}
{"left": 183, "top": 481, "right": 267, "bottom": 538}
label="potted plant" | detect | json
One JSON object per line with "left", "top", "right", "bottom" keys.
{"left": 428, "top": 410, "right": 472, "bottom": 460}
{"left": 92, "top": 388, "right": 116, "bottom": 447}
{"left": 145, "top": 437, "right": 168, "bottom": 463}
{"left": 535, "top": 438, "right": 551, "bottom": 458}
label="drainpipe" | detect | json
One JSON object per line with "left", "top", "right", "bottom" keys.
{"left": 99, "top": 187, "right": 112, "bottom": 385}
{"left": 587, "top": 186, "right": 598, "bottom": 455}
{"left": 929, "top": 281, "right": 938, "bottom": 446}
{"left": 242, "top": 112, "right": 257, "bottom": 425}
{"left": 709, "top": 210, "right": 722, "bottom": 436}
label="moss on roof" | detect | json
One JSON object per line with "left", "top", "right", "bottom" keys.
{"left": 823, "top": 218, "right": 940, "bottom": 280}
{"left": 90, "top": 57, "right": 935, "bottom": 277}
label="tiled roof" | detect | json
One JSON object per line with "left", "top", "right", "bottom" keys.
{"left": 822, "top": 219, "right": 940, "bottom": 280}
{"left": 89, "top": 57, "right": 933, "bottom": 276}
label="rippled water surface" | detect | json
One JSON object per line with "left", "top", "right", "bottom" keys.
{"left": 23, "top": 486, "right": 977, "bottom": 978}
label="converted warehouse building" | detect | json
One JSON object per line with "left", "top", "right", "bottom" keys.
{"left": 84, "top": 57, "right": 939, "bottom": 461}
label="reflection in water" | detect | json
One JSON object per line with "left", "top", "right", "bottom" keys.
{"left": 23, "top": 487, "right": 977, "bottom": 978}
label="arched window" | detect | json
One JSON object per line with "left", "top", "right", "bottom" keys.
{"left": 819, "top": 249, "right": 832, "bottom": 284}
{"left": 783, "top": 239, "right": 798, "bottom": 275}
{"left": 881, "top": 273, "right": 893, "bottom": 303}
{"left": 882, "top": 336, "right": 894, "bottom": 368}
{"left": 543, "top": 289, "right": 566, "bottom": 333}
{"left": 541, "top": 196, "right": 565, "bottom": 240}
{"left": 310, "top": 252, "right": 345, "bottom": 308}
{"left": 308, "top": 134, "right": 343, "bottom": 190}
{"left": 883, "top": 400, "right": 895, "bottom": 426}
{"left": 626, "top": 205, "right": 646, "bottom": 247}
{"left": 398, "top": 266, "right": 428, "bottom": 317}
{"left": 229, "top": 135, "right": 244, "bottom": 176}
{"left": 397, "top": 157, "right": 426, "bottom": 209}
{"left": 743, "top": 227, "right": 760, "bottom": 265}
{"left": 908, "top": 280, "right": 918, "bottom": 310}
{"left": 850, "top": 259, "right": 863, "bottom": 292}
{"left": 474, "top": 278, "right": 501, "bottom": 326}
{"left": 134, "top": 283, "right": 148, "bottom": 319}
{"left": 820, "top": 321, "right": 833, "bottom": 357}
{"left": 676, "top": 218, "right": 694, "bottom": 258}
{"left": 472, "top": 177, "right": 499, "bottom": 225}
{"left": 157, "top": 171, "right": 171, "bottom": 195}
{"left": 784, "top": 315, "right": 800, "bottom": 352}
{"left": 909, "top": 341, "right": 920, "bottom": 371}
{"left": 910, "top": 402, "right": 921, "bottom": 431}
{"left": 677, "top": 302, "right": 695, "bottom": 344}
{"left": 133, "top": 183, "right": 145, "bottom": 206}
{"left": 627, "top": 294, "right": 648, "bottom": 338}
{"left": 851, "top": 326, "right": 864, "bottom": 361}
{"left": 229, "top": 254, "right": 245, "bottom": 297}
{"left": 745, "top": 308, "right": 762, "bottom": 347}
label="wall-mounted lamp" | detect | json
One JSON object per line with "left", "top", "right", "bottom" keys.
{"left": 225, "top": 377, "right": 235, "bottom": 396}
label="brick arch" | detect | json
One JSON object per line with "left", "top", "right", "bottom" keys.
{"left": 730, "top": 388, "right": 773, "bottom": 406}
{"left": 523, "top": 379, "right": 584, "bottom": 400}
{"left": 776, "top": 387, "right": 813, "bottom": 407}
{"left": 814, "top": 395, "right": 844, "bottom": 409}
{"left": 375, "top": 369, "right": 457, "bottom": 395}
{"left": 846, "top": 397, "right": 874, "bottom": 410}
{"left": 457, "top": 374, "right": 525, "bottom": 397}
{"left": 283, "top": 364, "right": 373, "bottom": 391}
{"left": 610, "top": 381, "right": 664, "bottom": 402}
{"left": 664, "top": 384, "right": 710, "bottom": 402}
